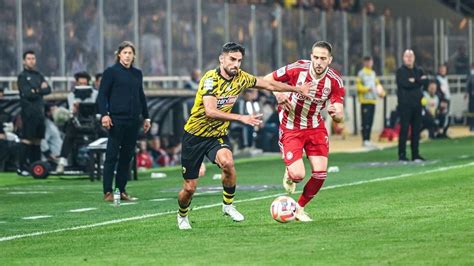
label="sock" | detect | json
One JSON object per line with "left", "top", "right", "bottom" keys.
{"left": 19, "top": 143, "right": 29, "bottom": 170}
{"left": 178, "top": 199, "right": 191, "bottom": 217}
{"left": 298, "top": 171, "right": 327, "bottom": 207}
{"left": 222, "top": 185, "right": 236, "bottom": 205}
{"left": 30, "top": 145, "right": 41, "bottom": 163}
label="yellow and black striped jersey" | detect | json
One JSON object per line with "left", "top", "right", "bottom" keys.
{"left": 184, "top": 68, "right": 257, "bottom": 137}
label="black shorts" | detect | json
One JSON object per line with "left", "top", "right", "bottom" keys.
{"left": 181, "top": 131, "right": 232, "bottom": 179}
{"left": 21, "top": 111, "right": 45, "bottom": 140}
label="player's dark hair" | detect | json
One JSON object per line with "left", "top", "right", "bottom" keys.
{"left": 312, "top": 41, "right": 332, "bottom": 55}
{"left": 115, "top": 41, "right": 136, "bottom": 64}
{"left": 363, "top": 56, "right": 372, "bottom": 61}
{"left": 22, "top": 50, "right": 35, "bottom": 60}
{"left": 95, "top": 73, "right": 103, "bottom": 80}
{"left": 74, "top": 71, "right": 91, "bottom": 83}
{"left": 222, "top": 42, "right": 245, "bottom": 56}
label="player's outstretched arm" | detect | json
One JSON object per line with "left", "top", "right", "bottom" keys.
{"left": 328, "top": 102, "right": 344, "bottom": 123}
{"left": 254, "top": 77, "right": 311, "bottom": 97}
{"left": 263, "top": 73, "right": 292, "bottom": 112}
{"left": 203, "top": 95, "right": 262, "bottom": 126}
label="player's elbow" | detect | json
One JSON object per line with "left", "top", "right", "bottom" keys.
{"left": 204, "top": 108, "right": 217, "bottom": 119}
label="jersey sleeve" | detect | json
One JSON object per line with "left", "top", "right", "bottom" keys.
{"left": 240, "top": 70, "right": 257, "bottom": 89}
{"left": 272, "top": 65, "right": 291, "bottom": 83}
{"left": 200, "top": 75, "right": 217, "bottom": 97}
{"left": 330, "top": 77, "right": 345, "bottom": 104}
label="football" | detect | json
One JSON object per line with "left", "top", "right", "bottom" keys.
{"left": 270, "top": 195, "right": 297, "bottom": 223}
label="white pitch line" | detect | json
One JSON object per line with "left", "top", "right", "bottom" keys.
{"left": 149, "top": 198, "right": 173, "bottom": 202}
{"left": 22, "top": 215, "right": 52, "bottom": 220}
{"left": 1, "top": 162, "right": 473, "bottom": 242}
{"left": 69, "top": 208, "right": 97, "bottom": 213}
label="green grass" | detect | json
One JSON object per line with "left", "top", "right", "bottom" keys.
{"left": 0, "top": 137, "right": 473, "bottom": 265}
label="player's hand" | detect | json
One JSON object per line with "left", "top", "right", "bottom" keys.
{"left": 101, "top": 115, "right": 113, "bottom": 129}
{"left": 240, "top": 114, "right": 263, "bottom": 127}
{"left": 41, "top": 81, "right": 48, "bottom": 89}
{"left": 327, "top": 104, "right": 336, "bottom": 118}
{"left": 299, "top": 82, "right": 313, "bottom": 98}
{"left": 143, "top": 119, "right": 151, "bottom": 133}
{"left": 275, "top": 93, "right": 292, "bottom": 112}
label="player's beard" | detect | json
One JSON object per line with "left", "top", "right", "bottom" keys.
{"left": 224, "top": 66, "right": 238, "bottom": 77}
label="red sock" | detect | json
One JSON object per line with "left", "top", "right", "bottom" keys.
{"left": 298, "top": 171, "right": 327, "bottom": 207}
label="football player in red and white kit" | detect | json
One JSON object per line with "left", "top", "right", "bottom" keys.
{"left": 264, "top": 41, "right": 345, "bottom": 222}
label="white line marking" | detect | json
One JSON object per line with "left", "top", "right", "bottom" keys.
{"left": 116, "top": 202, "right": 138, "bottom": 206}
{"left": 1, "top": 162, "right": 472, "bottom": 242}
{"left": 149, "top": 198, "right": 173, "bottom": 202}
{"left": 22, "top": 215, "right": 52, "bottom": 220}
{"left": 8, "top": 191, "right": 50, "bottom": 195}
{"left": 194, "top": 191, "right": 220, "bottom": 196}
{"left": 69, "top": 208, "right": 97, "bottom": 213}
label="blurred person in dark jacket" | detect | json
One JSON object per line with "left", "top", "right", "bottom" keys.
{"left": 396, "top": 49, "right": 428, "bottom": 162}
{"left": 17, "top": 50, "right": 51, "bottom": 175}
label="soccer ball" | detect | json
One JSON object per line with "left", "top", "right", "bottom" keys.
{"left": 270, "top": 196, "right": 297, "bottom": 223}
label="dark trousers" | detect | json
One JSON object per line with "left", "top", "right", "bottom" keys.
{"left": 361, "top": 104, "right": 375, "bottom": 141}
{"left": 60, "top": 120, "right": 77, "bottom": 158}
{"left": 103, "top": 120, "right": 140, "bottom": 194}
{"left": 398, "top": 105, "right": 422, "bottom": 159}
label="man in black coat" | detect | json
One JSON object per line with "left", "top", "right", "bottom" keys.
{"left": 396, "top": 49, "right": 428, "bottom": 162}
{"left": 98, "top": 41, "right": 151, "bottom": 201}
{"left": 17, "top": 50, "right": 51, "bottom": 175}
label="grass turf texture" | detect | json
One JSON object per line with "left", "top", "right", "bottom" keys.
{"left": 0, "top": 137, "right": 473, "bottom": 264}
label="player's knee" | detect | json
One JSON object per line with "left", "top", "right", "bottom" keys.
{"left": 288, "top": 168, "right": 305, "bottom": 183}
{"left": 183, "top": 182, "right": 197, "bottom": 195}
{"left": 219, "top": 158, "right": 234, "bottom": 171}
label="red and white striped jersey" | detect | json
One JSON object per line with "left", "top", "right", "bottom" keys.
{"left": 272, "top": 60, "right": 345, "bottom": 130}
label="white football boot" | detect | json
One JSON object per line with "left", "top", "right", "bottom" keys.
{"left": 295, "top": 204, "right": 313, "bottom": 222}
{"left": 283, "top": 168, "right": 296, "bottom": 194}
{"left": 222, "top": 204, "right": 245, "bottom": 222}
{"left": 177, "top": 214, "right": 192, "bottom": 230}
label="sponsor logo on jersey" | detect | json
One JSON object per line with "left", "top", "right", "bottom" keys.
{"left": 216, "top": 96, "right": 237, "bottom": 108}
{"left": 203, "top": 78, "right": 214, "bottom": 91}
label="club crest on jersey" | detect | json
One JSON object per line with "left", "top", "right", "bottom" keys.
{"left": 286, "top": 151, "right": 293, "bottom": 160}
{"left": 216, "top": 96, "right": 237, "bottom": 108}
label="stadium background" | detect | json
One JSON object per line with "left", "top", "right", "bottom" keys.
{"left": 1, "top": 1, "right": 474, "bottom": 264}
{"left": 1, "top": 0, "right": 472, "bottom": 148}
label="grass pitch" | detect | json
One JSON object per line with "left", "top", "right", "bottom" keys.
{"left": 1, "top": 137, "right": 473, "bottom": 265}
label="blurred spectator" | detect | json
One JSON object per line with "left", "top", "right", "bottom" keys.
{"left": 452, "top": 46, "right": 470, "bottom": 75}
{"left": 94, "top": 73, "right": 103, "bottom": 90}
{"left": 148, "top": 136, "right": 170, "bottom": 167}
{"left": 363, "top": 1, "right": 377, "bottom": 17}
{"left": 184, "top": 69, "right": 202, "bottom": 91}
{"left": 41, "top": 104, "right": 63, "bottom": 165}
{"left": 435, "top": 64, "right": 451, "bottom": 138}
{"left": 140, "top": 21, "right": 166, "bottom": 75}
{"left": 136, "top": 139, "right": 153, "bottom": 170}
{"left": 466, "top": 64, "right": 474, "bottom": 131}
{"left": 421, "top": 81, "right": 440, "bottom": 139}
{"left": 356, "top": 56, "right": 385, "bottom": 148}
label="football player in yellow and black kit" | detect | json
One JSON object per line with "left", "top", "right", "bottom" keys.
{"left": 177, "top": 42, "right": 311, "bottom": 230}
